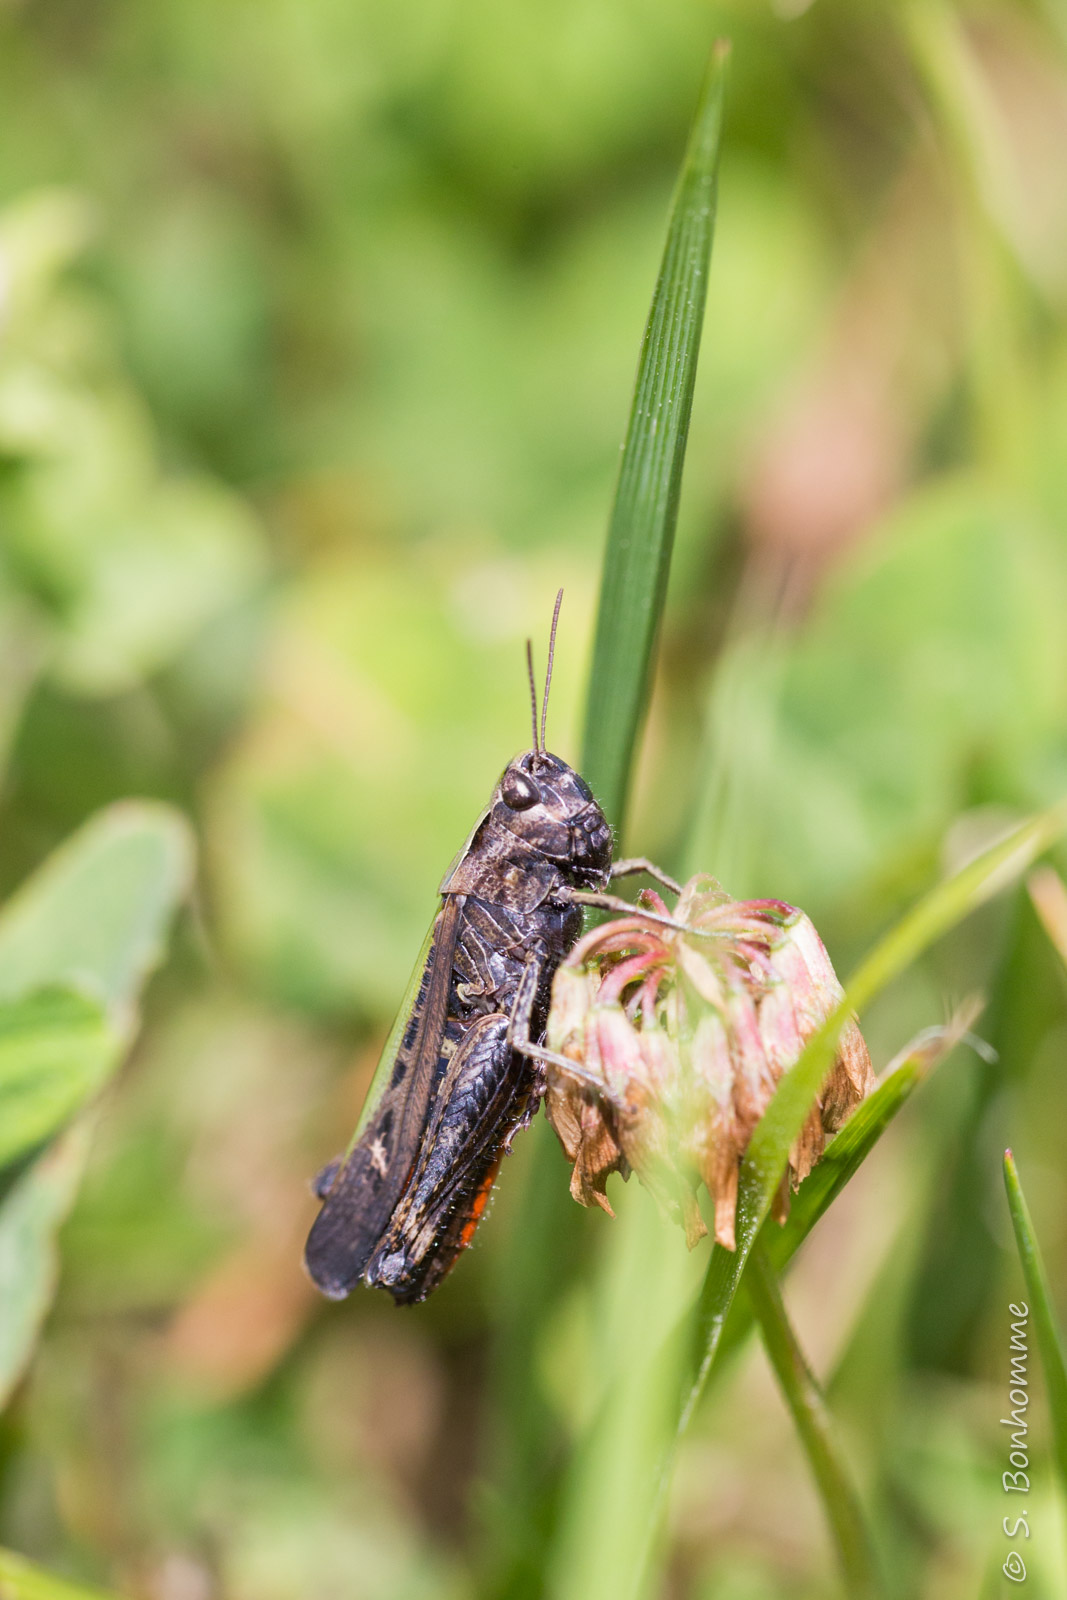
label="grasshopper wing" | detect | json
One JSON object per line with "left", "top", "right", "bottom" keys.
{"left": 365, "top": 1006, "right": 528, "bottom": 1302}
{"left": 304, "top": 894, "right": 464, "bottom": 1298}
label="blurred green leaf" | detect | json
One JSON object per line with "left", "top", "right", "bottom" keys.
{"left": 0, "top": 1126, "right": 89, "bottom": 1409}
{"left": 0, "top": 1544, "right": 118, "bottom": 1600}
{"left": 1002, "top": 1151, "right": 1067, "bottom": 1508}
{"left": 582, "top": 41, "right": 728, "bottom": 831}
{"left": 0, "top": 988, "right": 115, "bottom": 1171}
{"left": 0, "top": 800, "right": 194, "bottom": 1029}
{"left": 0, "top": 802, "right": 192, "bottom": 1412}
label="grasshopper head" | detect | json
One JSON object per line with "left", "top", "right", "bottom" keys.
{"left": 494, "top": 750, "right": 612, "bottom": 888}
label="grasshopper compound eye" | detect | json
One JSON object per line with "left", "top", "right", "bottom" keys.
{"left": 501, "top": 768, "right": 540, "bottom": 810}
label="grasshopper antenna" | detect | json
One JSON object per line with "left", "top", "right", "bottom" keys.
{"left": 540, "top": 588, "right": 563, "bottom": 755}
{"left": 525, "top": 639, "right": 540, "bottom": 754}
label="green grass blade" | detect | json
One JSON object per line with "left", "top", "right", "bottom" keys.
{"left": 768, "top": 1036, "right": 950, "bottom": 1262}
{"left": 747, "top": 1242, "right": 883, "bottom": 1600}
{"left": 707, "top": 1012, "right": 978, "bottom": 1381}
{"left": 484, "top": 51, "right": 729, "bottom": 1597}
{"left": 581, "top": 42, "right": 729, "bottom": 831}
{"left": 1002, "top": 1152, "right": 1067, "bottom": 1507}
{"left": 0, "top": 1548, "right": 120, "bottom": 1600}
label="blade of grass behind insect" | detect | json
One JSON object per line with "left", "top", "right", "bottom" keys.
{"left": 1003, "top": 1153, "right": 1067, "bottom": 1518}
{"left": 581, "top": 41, "right": 729, "bottom": 833}
{"left": 483, "top": 47, "right": 729, "bottom": 1600}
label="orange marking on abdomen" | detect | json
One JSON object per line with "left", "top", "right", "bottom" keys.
{"left": 458, "top": 1157, "right": 503, "bottom": 1250}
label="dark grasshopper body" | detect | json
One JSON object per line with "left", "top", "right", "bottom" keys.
{"left": 304, "top": 749, "right": 612, "bottom": 1304}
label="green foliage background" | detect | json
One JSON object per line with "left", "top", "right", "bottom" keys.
{"left": 2, "top": 1, "right": 1067, "bottom": 1596}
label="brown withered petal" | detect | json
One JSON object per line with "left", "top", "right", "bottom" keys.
{"left": 542, "top": 1090, "right": 624, "bottom": 1213}
{"left": 542, "top": 975, "right": 628, "bottom": 1213}
{"left": 542, "top": 875, "right": 875, "bottom": 1251}
{"left": 821, "top": 1018, "right": 876, "bottom": 1131}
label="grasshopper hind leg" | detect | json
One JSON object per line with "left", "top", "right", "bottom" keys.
{"left": 365, "top": 1012, "right": 530, "bottom": 1303}
{"left": 507, "top": 953, "right": 631, "bottom": 1110}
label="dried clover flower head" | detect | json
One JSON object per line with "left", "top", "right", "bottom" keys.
{"left": 543, "top": 875, "right": 874, "bottom": 1250}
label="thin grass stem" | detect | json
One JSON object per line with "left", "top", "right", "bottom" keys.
{"left": 747, "top": 1241, "right": 884, "bottom": 1600}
